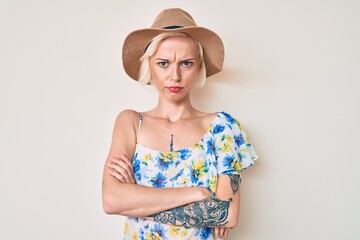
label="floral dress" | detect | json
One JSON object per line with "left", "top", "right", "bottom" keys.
{"left": 123, "top": 111, "right": 258, "bottom": 240}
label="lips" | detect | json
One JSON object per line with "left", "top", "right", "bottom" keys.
{"left": 167, "top": 86, "right": 184, "bottom": 93}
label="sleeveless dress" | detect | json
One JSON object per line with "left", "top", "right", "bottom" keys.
{"left": 123, "top": 111, "right": 258, "bottom": 240}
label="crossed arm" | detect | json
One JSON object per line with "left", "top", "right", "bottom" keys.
{"left": 102, "top": 110, "right": 241, "bottom": 236}
{"left": 147, "top": 175, "right": 241, "bottom": 228}
{"left": 102, "top": 111, "right": 210, "bottom": 217}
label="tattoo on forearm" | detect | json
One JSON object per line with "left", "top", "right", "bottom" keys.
{"left": 150, "top": 197, "right": 232, "bottom": 227}
{"left": 229, "top": 175, "right": 241, "bottom": 195}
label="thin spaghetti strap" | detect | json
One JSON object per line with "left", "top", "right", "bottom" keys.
{"left": 136, "top": 112, "right": 143, "bottom": 143}
{"left": 137, "top": 112, "right": 143, "bottom": 133}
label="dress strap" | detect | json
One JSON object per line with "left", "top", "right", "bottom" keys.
{"left": 136, "top": 112, "right": 143, "bottom": 143}
{"left": 137, "top": 112, "right": 143, "bottom": 133}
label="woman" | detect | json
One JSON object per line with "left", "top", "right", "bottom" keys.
{"left": 102, "top": 8, "right": 258, "bottom": 240}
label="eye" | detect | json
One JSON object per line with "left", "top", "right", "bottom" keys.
{"left": 181, "top": 60, "right": 193, "bottom": 67}
{"left": 157, "top": 61, "right": 169, "bottom": 67}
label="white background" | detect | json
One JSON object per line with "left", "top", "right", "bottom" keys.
{"left": 1, "top": 0, "right": 359, "bottom": 239}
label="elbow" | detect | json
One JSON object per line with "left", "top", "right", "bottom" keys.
{"left": 226, "top": 210, "right": 239, "bottom": 228}
{"left": 103, "top": 195, "right": 115, "bottom": 215}
{"left": 227, "top": 216, "right": 239, "bottom": 228}
{"left": 103, "top": 204, "right": 116, "bottom": 215}
{"left": 102, "top": 193, "right": 140, "bottom": 216}
{"left": 103, "top": 194, "right": 122, "bottom": 215}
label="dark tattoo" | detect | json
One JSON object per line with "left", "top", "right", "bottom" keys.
{"left": 229, "top": 175, "right": 241, "bottom": 195}
{"left": 150, "top": 197, "right": 232, "bottom": 227}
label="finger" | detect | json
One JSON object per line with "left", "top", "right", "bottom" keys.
{"left": 118, "top": 160, "right": 135, "bottom": 183}
{"left": 129, "top": 172, "right": 136, "bottom": 184}
{"left": 214, "top": 227, "right": 220, "bottom": 237}
{"left": 220, "top": 227, "right": 228, "bottom": 239}
{"left": 120, "top": 153, "right": 131, "bottom": 162}
{"left": 120, "top": 154, "right": 134, "bottom": 168}
{"left": 107, "top": 162, "right": 132, "bottom": 183}
{"left": 107, "top": 162, "right": 117, "bottom": 171}
{"left": 109, "top": 156, "right": 121, "bottom": 163}
{"left": 224, "top": 228, "right": 229, "bottom": 239}
{"left": 219, "top": 227, "right": 225, "bottom": 239}
{"left": 109, "top": 156, "right": 136, "bottom": 184}
{"left": 109, "top": 169, "right": 126, "bottom": 183}
{"left": 113, "top": 156, "right": 136, "bottom": 183}
{"left": 111, "top": 157, "right": 133, "bottom": 174}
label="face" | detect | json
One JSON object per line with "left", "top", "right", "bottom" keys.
{"left": 149, "top": 36, "right": 201, "bottom": 102}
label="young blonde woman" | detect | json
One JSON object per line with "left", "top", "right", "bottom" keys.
{"left": 102, "top": 8, "right": 258, "bottom": 240}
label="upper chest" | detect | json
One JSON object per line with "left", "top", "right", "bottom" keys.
{"left": 137, "top": 114, "right": 217, "bottom": 152}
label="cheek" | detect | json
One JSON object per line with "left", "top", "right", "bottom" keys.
{"left": 183, "top": 68, "right": 200, "bottom": 82}
{"left": 151, "top": 67, "right": 170, "bottom": 82}
{"left": 150, "top": 70, "right": 168, "bottom": 89}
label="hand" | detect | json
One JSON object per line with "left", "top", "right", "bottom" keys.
{"left": 214, "top": 226, "right": 230, "bottom": 239}
{"left": 107, "top": 154, "right": 136, "bottom": 184}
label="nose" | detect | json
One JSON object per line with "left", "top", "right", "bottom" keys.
{"left": 171, "top": 65, "right": 181, "bottom": 82}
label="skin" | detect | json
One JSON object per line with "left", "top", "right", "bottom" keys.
{"left": 103, "top": 36, "right": 241, "bottom": 239}
{"left": 150, "top": 35, "right": 200, "bottom": 105}
{"left": 108, "top": 155, "right": 236, "bottom": 239}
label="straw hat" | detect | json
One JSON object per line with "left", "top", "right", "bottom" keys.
{"left": 122, "top": 8, "right": 225, "bottom": 81}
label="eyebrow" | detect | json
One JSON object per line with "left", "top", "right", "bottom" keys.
{"left": 155, "top": 58, "right": 197, "bottom": 61}
{"left": 181, "top": 58, "right": 196, "bottom": 61}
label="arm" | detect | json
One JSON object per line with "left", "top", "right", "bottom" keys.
{"left": 102, "top": 110, "right": 210, "bottom": 217}
{"left": 148, "top": 174, "right": 241, "bottom": 228}
{"left": 215, "top": 174, "right": 241, "bottom": 227}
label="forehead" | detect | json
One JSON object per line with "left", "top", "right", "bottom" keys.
{"left": 154, "top": 36, "right": 200, "bottom": 58}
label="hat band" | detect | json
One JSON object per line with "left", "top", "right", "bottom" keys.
{"left": 162, "top": 25, "right": 183, "bottom": 29}
{"left": 143, "top": 26, "right": 185, "bottom": 53}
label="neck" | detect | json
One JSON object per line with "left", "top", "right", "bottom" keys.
{"left": 153, "top": 95, "right": 196, "bottom": 122}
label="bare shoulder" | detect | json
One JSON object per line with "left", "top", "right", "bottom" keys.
{"left": 116, "top": 109, "right": 140, "bottom": 121}
{"left": 109, "top": 109, "right": 139, "bottom": 157}
{"left": 113, "top": 109, "right": 140, "bottom": 132}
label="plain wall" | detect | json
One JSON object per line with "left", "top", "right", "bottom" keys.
{"left": 1, "top": 0, "right": 359, "bottom": 239}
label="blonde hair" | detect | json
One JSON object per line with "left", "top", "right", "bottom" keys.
{"left": 138, "top": 32, "right": 206, "bottom": 87}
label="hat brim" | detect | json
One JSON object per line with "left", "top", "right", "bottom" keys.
{"left": 122, "top": 27, "right": 224, "bottom": 81}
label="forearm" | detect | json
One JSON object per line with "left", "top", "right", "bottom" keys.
{"left": 147, "top": 174, "right": 241, "bottom": 228}
{"left": 148, "top": 196, "right": 233, "bottom": 227}
{"left": 103, "top": 154, "right": 211, "bottom": 217}
{"left": 103, "top": 180, "right": 209, "bottom": 217}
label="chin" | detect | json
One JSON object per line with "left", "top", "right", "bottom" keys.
{"left": 165, "top": 93, "right": 190, "bottom": 103}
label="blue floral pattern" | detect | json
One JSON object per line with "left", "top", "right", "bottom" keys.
{"left": 123, "top": 112, "right": 258, "bottom": 240}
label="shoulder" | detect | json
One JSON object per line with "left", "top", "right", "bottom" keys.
{"left": 108, "top": 109, "right": 139, "bottom": 157}
{"left": 116, "top": 109, "right": 140, "bottom": 121}
{"left": 212, "top": 111, "right": 245, "bottom": 137}
{"left": 215, "top": 111, "right": 240, "bottom": 126}
{"left": 114, "top": 109, "right": 140, "bottom": 130}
